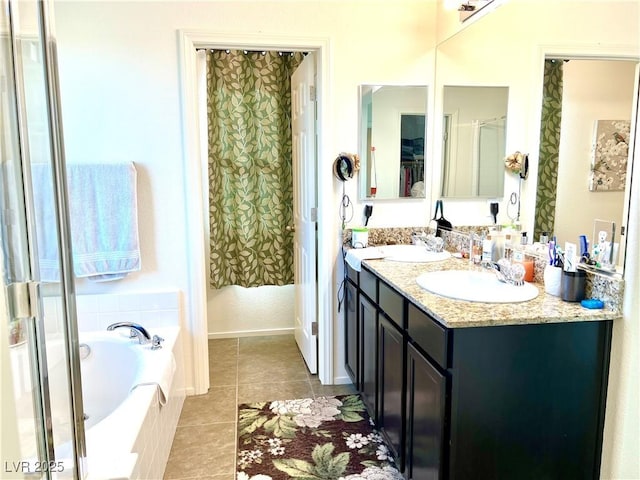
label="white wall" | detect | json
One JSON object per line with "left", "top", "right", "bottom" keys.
{"left": 53, "top": 0, "right": 436, "bottom": 386}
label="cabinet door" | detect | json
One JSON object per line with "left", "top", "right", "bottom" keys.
{"left": 359, "top": 295, "right": 378, "bottom": 420}
{"left": 378, "top": 315, "right": 405, "bottom": 468}
{"left": 405, "top": 342, "right": 446, "bottom": 480}
{"left": 344, "top": 280, "right": 359, "bottom": 385}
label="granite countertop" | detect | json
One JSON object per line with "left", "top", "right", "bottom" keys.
{"left": 362, "top": 256, "right": 622, "bottom": 329}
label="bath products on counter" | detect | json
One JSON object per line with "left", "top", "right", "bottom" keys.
{"left": 512, "top": 236, "right": 534, "bottom": 282}
{"left": 561, "top": 269, "right": 586, "bottom": 302}
{"left": 490, "top": 227, "right": 505, "bottom": 261}
{"left": 543, "top": 265, "right": 563, "bottom": 296}
{"left": 351, "top": 227, "right": 369, "bottom": 248}
{"left": 482, "top": 236, "right": 494, "bottom": 263}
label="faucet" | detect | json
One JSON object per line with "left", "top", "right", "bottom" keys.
{"left": 107, "top": 322, "right": 152, "bottom": 344}
{"left": 480, "top": 260, "right": 524, "bottom": 286}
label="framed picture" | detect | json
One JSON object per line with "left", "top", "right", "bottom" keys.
{"left": 589, "top": 119, "right": 630, "bottom": 191}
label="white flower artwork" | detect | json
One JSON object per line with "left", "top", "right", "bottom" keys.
{"left": 589, "top": 119, "right": 630, "bottom": 191}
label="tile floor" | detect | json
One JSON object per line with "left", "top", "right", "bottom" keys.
{"left": 163, "top": 334, "right": 356, "bottom": 479}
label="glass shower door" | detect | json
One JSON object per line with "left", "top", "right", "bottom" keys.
{"left": 1, "top": 0, "right": 85, "bottom": 478}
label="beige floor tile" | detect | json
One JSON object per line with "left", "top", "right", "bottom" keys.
{"left": 209, "top": 338, "right": 239, "bottom": 356}
{"left": 237, "top": 380, "right": 314, "bottom": 404}
{"left": 178, "top": 386, "right": 237, "bottom": 426}
{"left": 237, "top": 354, "right": 309, "bottom": 384}
{"left": 209, "top": 355, "right": 238, "bottom": 386}
{"left": 238, "top": 334, "right": 299, "bottom": 355}
{"left": 164, "top": 423, "right": 236, "bottom": 479}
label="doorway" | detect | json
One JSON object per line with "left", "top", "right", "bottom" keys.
{"left": 178, "top": 32, "right": 332, "bottom": 395}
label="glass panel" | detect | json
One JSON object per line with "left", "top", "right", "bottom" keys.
{"left": 1, "top": 2, "right": 48, "bottom": 476}
{"left": 1, "top": 0, "right": 84, "bottom": 478}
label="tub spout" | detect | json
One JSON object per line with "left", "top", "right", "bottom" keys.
{"left": 107, "top": 322, "right": 152, "bottom": 344}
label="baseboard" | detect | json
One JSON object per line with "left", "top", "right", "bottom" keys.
{"left": 208, "top": 327, "right": 295, "bottom": 339}
{"left": 331, "top": 374, "right": 353, "bottom": 386}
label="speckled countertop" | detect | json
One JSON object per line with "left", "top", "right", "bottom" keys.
{"left": 362, "top": 256, "right": 622, "bottom": 329}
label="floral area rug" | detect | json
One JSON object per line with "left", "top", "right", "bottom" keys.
{"left": 236, "top": 394, "right": 403, "bottom": 480}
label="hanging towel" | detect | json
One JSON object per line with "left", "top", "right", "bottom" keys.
{"left": 32, "top": 163, "right": 141, "bottom": 282}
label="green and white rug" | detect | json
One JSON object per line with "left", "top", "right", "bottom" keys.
{"left": 236, "top": 394, "right": 402, "bottom": 480}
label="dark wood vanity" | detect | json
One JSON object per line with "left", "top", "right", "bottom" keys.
{"left": 344, "top": 260, "right": 616, "bottom": 480}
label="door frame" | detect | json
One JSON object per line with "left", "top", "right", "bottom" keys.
{"left": 178, "top": 31, "right": 332, "bottom": 394}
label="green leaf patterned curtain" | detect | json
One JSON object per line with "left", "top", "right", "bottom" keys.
{"left": 206, "top": 50, "right": 304, "bottom": 288}
{"left": 534, "top": 59, "right": 564, "bottom": 241}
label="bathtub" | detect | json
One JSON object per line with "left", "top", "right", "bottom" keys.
{"left": 80, "top": 326, "right": 185, "bottom": 480}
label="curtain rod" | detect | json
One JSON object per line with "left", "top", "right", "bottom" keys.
{"left": 196, "top": 48, "right": 304, "bottom": 57}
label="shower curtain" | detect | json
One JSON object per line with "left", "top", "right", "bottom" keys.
{"left": 534, "top": 59, "right": 564, "bottom": 240}
{"left": 206, "top": 50, "right": 303, "bottom": 289}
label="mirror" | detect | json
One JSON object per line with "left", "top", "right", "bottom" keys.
{"left": 538, "top": 57, "right": 637, "bottom": 272}
{"left": 441, "top": 85, "right": 508, "bottom": 198}
{"left": 358, "top": 85, "right": 428, "bottom": 200}
{"left": 433, "top": 1, "right": 639, "bottom": 275}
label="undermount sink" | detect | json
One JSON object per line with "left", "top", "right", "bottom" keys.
{"left": 416, "top": 270, "right": 539, "bottom": 303}
{"left": 380, "top": 245, "right": 451, "bottom": 263}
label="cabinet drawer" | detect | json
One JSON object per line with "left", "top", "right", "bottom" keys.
{"left": 379, "top": 281, "right": 404, "bottom": 328}
{"left": 408, "top": 303, "right": 448, "bottom": 369}
{"left": 360, "top": 268, "right": 377, "bottom": 302}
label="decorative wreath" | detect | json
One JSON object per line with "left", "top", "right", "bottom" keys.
{"left": 333, "top": 152, "right": 361, "bottom": 181}
{"left": 505, "top": 151, "right": 525, "bottom": 174}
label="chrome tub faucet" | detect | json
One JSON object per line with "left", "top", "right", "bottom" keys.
{"left": 107, "top": 322, "right": 152, "bottom": 344}
{"left": 106, "top": 322, "right": 164, "bottom": 349}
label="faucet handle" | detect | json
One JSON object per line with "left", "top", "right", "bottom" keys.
{"left": 151, "top": 335, "right": 164, "bottom": 350}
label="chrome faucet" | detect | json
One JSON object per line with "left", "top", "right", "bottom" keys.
{"left": 481, "top": 260, "right": 524, "bottom": 286}
{"left": 107, "top": 322, "right": 152, "bottom": 344}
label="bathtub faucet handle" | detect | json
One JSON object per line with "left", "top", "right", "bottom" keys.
{"left": 151, "top": 334, "right": 164, "bottom": 350}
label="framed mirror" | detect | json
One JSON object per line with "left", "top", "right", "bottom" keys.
{"left": 441, "top": 85, "right": 508, "bottom": 198}
{"left": 534, "top": 56, "right": 637, "bottom": 273}
{"left": 432, "top": 1, "right": 639, "bottom": 275}
{"left": 358, "top": 85, "right": 428, "bottom": 200}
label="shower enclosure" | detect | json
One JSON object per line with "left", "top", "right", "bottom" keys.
{"left": 1, "top": 0, "right": 85, "bottom": 478}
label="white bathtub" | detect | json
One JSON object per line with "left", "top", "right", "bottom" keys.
{"left": 80, "top": 326, "right": 185, "bottom": 480}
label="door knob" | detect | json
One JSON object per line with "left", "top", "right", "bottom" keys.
{"left": 286, "top": 225, "right": 295, "bottom": 232}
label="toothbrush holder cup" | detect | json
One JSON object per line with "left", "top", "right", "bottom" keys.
{"left": 561, "top": 270, "right": 586, "bottom": 302}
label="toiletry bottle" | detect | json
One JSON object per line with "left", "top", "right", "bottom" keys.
{"left": 482, "top": 235, "right": 494, "bottom": 263}
{"left": 473, "top": 242, "right": 482, "bottom": 265}
{"left": 513, "top": 234, "right": 534, "bottom": 282}
{"left": 491, "top": 226, "right": 505, "bottom": 261}
{"left": 504, "top": 232, "right": 513, "bottom": 260}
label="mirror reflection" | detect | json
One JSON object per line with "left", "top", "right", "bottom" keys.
{"left": 441, "top": 85, "right": 508, "bottom": 198}
{"left": 359, "top": 85, "right": 428, "bottom": 200}
{"left": 432, "top": 1, "right": 638, "bottom": 275}
{"left": 535, "top": 57, "right": 638, "bottom": 272}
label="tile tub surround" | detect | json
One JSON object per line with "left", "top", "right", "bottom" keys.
{"left": 362, "top": 256, "right": 622, "bottom": 329}
{"left": 345, "top": 227, "right": 624, "bottom": 312}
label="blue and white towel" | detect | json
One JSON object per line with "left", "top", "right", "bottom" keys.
{"left": 32, "top": 162, "right": 141, "bottom": 282}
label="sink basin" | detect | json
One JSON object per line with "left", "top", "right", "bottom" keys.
{"left": 416, "top": 270, "right": 539, "bottom": 303}
{"left": 380, "top": 245, "right": 451, "bottom": 263}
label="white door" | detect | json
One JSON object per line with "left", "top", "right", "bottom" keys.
{"left": 291, "top": 53, "right": 317, "bottom": 373}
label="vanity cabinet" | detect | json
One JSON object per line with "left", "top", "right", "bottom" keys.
{"left": 378, "top": 314, "right": 405, "bottom": 466}
{"left": 344, "top": 277, "right": 359, "bottom": 385}
{"left": 345, "top": 263, "right": 613, "bottom": 480}
{"left": 405, "top": 341, "right": 446, "bottom": 480}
